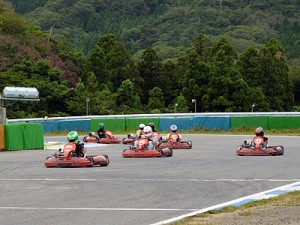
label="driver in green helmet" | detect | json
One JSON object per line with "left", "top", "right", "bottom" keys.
{"left": 67, "top": 131, "right": 84, "bottom": 157}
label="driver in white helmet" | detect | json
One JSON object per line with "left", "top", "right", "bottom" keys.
{"left": 133, "top": 125, "right": 158, "bottom": 150}
{"left": 136, "top": 123, "right": 145, "bottom": 139}
{"left": 166, "top": 124, "right": 182, "bottom": 142}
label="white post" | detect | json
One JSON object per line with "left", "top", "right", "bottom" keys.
{"left": 192, "top": 99, "right": 196, "bottom": 113}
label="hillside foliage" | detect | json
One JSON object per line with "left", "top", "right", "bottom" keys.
{"left": 0, "top": 0, "right": 299, "bottom": 118}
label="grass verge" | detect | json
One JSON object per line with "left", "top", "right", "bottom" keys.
{"left": 173, "top": 190, "right": 300, "bottom": 225}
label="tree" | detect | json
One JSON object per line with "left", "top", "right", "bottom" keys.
{"left": 148, "top": 87, "right": 165, "bottom": 112}
{"left": 85, "top": 45, "right": 107, "bottom": 84}
{"left": 259, "top": 38, "right": 294, "bottom": 111}
{"left": 116, "top": 79, "right": 142, "bottom": 109}
{"left": 137, "top": 48, "right": 162, "bottom": 104}
{"left": 202, "top": 38, "right": 250, "bottom": 112}
{"left": 106, "top": 42, "right": 139, "bottom": 91}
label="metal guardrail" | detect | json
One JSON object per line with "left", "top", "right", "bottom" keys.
{"left": 7, "top": 112, "right": 300, "bottom": 123}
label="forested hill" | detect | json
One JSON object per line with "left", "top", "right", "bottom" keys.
{"left": 11, "top": 0, "right": 300, "bottom": 62}
{"left": 1, "top": 0, "right": 300, "bottom": 119}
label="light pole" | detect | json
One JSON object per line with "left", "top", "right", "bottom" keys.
{"left": 192, "top": 99, "right": 196, "bottom": 113}
{"left": 86, "top": 97, "right": 90, "bottom": 115}
{"left": 175, "top": 103, "right": 178, "bottom": 113}
{"left": 251, "top": 103, "right": 255, "bottom": 112}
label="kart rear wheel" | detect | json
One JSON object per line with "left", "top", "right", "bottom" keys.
{"left": 187, "top": 141, "right": 192, "bottom": 149}
{"left": 102, "top": 154, "right": 109, "bottom": 166}
{"left": 276, "top": 145, "right": 284, "bottom": 155}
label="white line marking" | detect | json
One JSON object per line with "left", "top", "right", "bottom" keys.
{"left": 150, "top": 181, "right": 300, "bottom": 225}
{"left": 0, "top": 178, "right": 299, "bottom": 182}
{"left": 0, "top": 207, "right": 197, "bottom": 211}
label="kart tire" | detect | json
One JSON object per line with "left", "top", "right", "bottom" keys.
{"left": 122, "top": 138, "right": 127, "bottom": 144}
{"left": 95, "top": 137, "right": 100, "bottom": 143}
{"left": 187, "top": 141, "right": 192, "bottom": 149}
{"left": 167, "top": 148, "right": 173, "bottom": 157}
{"left": 83, "top": 136, "right": 87, "bottom": 142}
{"left": 277, "top": 145, "right": 284, "bottom": 155}
{"left": 157, "top": 150, "right": 163, "bottom": 157}
{"left": 102, "top": 154, "right": 109, "bottom": 166}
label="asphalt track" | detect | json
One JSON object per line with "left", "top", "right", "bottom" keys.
{"left": 0, "top": 134, "right": 299, "bottom": 225}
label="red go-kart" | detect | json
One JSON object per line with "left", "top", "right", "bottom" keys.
{"left": 122, "top": 137, "right": 173, "bottom": 158}
{"left": 122, "top": 131, "right": 161, "bottom": 145}
{"left": 158, "top": 133, "right": 192, "bottom": 149}
{"left": 122, "top": 133, "right": 137, "bottom": 144}
{"left": 83, "top": 131, "right": 121, "bottom": 144}
{"left": 44, "top": 142, "right": 110, "bottom": 167}
{"left": 236, "top": 136, "right": 284, "bottom": 156}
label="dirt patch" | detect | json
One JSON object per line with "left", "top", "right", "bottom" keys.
{"left": 174, "top": 191, "right": 300, "bottom": 225}
{"left": 194, "top": 205, "right": 300, "bottom": 225}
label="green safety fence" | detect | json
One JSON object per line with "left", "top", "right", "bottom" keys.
{"left": 4, "top": 123, "right": 44, "bottom": 151}
{"left": 23, "top": 123, "right": 44, "bottom": 149}
{"left": 230, "top": 116, "right": 268, "bottom": 129}
{"left": 125, "top": 117, "right": 160, "bottom": 131}
{"left": 267, "top": 116, "right": 300, "bottom": 130}
{"left": 90, "top": 118, "right": 126, "bottom": 133}
{"left": 4, "top": 123, "right": 24, "bottom": 150}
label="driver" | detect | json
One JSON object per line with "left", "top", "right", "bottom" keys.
{"left": 133, "top": 125, "right": 158, "bottom": 150}
{"left": 97, "top": 123, "right": 107, "bottom": 139}
{"left": 67, "top": 131, "right": 84, "bottom": 157}
{"left": 148, "top": 122, "right": 157, "bottom": 132}
{"left": 166, "top": 124, "right": 182, "bottom": 142}
{"left": 254, "top": 127, "right": 268, "bottom": 148}
{"left": 136, "top": 123, "right": 145, "bottom": 139}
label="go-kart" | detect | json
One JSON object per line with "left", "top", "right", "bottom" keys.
{"left": 122, "top": 136, "right": 173, "bottom": 158}
{"left": 122, "top": 131, "right": 162, "bottom": 145}
{"left": 236, "top": 136, "right": 284, "bottom": 156}
{"left": 158, "top": 133, "right": 192, "bottom": 149}
{"left": 44, "top": 142, "right": 110, "bottom": 167}
{"left": 83, "top": 131, "right": 121, "bottom": 144}
{"left": 122, "top": 133, "right": 137, "bottom": 144}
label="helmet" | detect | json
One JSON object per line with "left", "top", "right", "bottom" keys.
{"left": 99, "top": 123, "right": 104, "bottom": 129}
{"left": 143, "top": 126, "right": 152, "bottom": 137}
{"left": 148, "top": 122, "right": 155, "bottom": 131}
{"left": 139, "top": 123, "right": 145, "bottom": 130}
{"left": 170, "top": 124, "right": 177, "bottom": 132}
{"left": 255, "top": 127, "right": 264, "bottom": 136}
{"left": 67, "top": 131, "right": 79, "bottom": 142}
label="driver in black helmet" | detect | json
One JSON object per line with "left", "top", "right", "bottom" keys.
{"left": 97, "top": 123, "right": 107, "bottom": 139}
{"left": 148, "top": 122, "right": 156, "bottom": 132}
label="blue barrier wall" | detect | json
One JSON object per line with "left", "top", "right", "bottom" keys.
{"left": 35, "top": 120, "right": 90, "bottom": 133}
{"left": 58, "top": 119, "right": 90, "bottom": 132}
{"left": 34, "top": 116, "right": 230, "bottom": 133}
{"left": 159, "top": 117, "right": 194, "bottom": 131}
{"left": 193, "top": 116, "right": 230, "bottom": 131}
